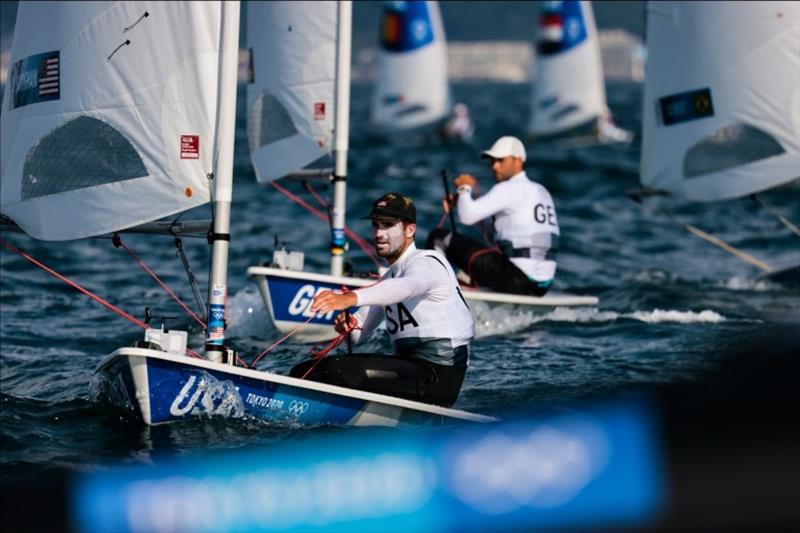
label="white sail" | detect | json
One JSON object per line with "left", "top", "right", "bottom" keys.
{"left": 0, "top": 2, "right": 226, "bottom": 241}
{"left": 246, "top": 2, "right": 338, "bottom": 183}
{"left": 641, "top": 1, "right": 800, "bottom": 202}
{"left": 527, "top": 1, "right": 606, "bottom": 137}
{"left": 370, "top": 0, "right": 450, "bottom": 131}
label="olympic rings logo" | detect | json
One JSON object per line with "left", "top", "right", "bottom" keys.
{"left": 287, "top": 400, "right": 309, "bottom": 416}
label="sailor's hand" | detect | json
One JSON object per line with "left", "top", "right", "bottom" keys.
{"left": 454, "top": 174, "right": 477, "bottom": 189}
{"left": 311, "top": 290, "right": 357, "bottom": 314}
{"left": 333, "top": 312, "right": 359, "bottom": 334}
{"left": 442, "top": 194, "right": 457, "bottom": 213}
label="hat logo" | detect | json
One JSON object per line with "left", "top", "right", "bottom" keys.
{"left": 377, "top": 201, "right": 387, "bottom": 207}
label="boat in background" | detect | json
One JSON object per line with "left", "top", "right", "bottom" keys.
{"left": 527, "top": 0, "right": 631, "bottom": 147}
{"left": 1, "top": 1, "right": 492, "bottom": 427}
{"left": 244, "top": 1, "right": 597, "bottom": 342}
{"left": 246, "top": 1, "right": 338, "bottom": 183}
{"left": 639, "top": 1, "right": 800, "bottom": 280}
{"left": 370, "top": 0, "right": 451, "bottom": 134}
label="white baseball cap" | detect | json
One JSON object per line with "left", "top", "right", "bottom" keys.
{"left": 481, "top": 136, "right": 527, "bottom": 162}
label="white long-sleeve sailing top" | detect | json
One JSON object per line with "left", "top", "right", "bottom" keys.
{"left": 457, "top": 171, "right": 560, "bottom": 281}
{"left": 348, "top": 243, "right": 474, "bottom": 366}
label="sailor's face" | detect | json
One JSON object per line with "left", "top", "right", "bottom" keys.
{"left": 491, "top": 156, "right": 522, "bottom": 182}
{"left": 372, "top": 218, "right": 409, "bottom": 258}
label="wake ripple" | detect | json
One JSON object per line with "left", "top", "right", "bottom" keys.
{"left": 474, "top": 306, "right": 730, "bottom": 337}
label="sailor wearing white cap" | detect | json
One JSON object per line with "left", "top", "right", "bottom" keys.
{"left": 427, "top": 136, "right": 560, "bottom": 296}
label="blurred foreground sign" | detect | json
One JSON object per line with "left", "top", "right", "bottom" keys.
{"left": 74, "top": 398, "right": 663, "bottom": 532}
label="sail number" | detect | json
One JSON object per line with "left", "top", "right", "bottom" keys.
{"left": 288, "top": 284, "right": 336, "bottom": 319}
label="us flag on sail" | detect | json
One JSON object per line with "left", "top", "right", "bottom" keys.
{"left": 10, "top": 50, "right": 61, "bottom": 108}
{"left": 38, "top": 56, "right": 59, "bottom": 96}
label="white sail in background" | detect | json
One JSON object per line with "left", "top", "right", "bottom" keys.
{"left": 527, "top": 0, "right": 606, "bottom": 138}
{"left": 370, "top": 0, "right": 450, "bottom": 131}
{"left": 246, "top": 2, "right": 338, "bottom": 183}
{"left": 0, "top": 2, "right": 225, "bottom": 241}
{"left": 641, "top": 1, "right": 800, "bottom": 202}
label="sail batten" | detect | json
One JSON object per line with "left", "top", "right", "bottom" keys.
{"left": 0, "top": 1, "right": 226, "bottom": 241}
{"left": 640, "top": 1, "right": 800, "bottom": 202}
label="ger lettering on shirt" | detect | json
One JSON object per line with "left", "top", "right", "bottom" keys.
{"left": 457, "top": 170, "right": 560, "bottom": 282}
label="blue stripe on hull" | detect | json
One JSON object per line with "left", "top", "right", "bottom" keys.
{"left": 144, "top": 357, "right": 366, "bottom": 425}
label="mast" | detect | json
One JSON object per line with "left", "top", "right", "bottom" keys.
{"left": 330, "top": 1, "right": 352, "bottom": 277}
{"left": 205, "top": 1, "right": 240, "bottom": 362}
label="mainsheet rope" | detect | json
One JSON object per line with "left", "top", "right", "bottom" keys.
{"left": 752, "top": 194, "right": 800, "bottom": 239}
{"left": 300, "top": 317, "right": 361, "bottom": 380}
{"left": 269, "top": 179, "right": 383, "bottom": 269}
{"left": 248, "top": 283, "right": 379, "bottom": 376}
{"left": 112, "top": 234, "right": 207, "bottom": 329}
{"left": 0, "top": 237, "right": 203, "bottom": 359}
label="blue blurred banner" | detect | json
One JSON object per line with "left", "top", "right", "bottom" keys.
{"left": 73, "top": 398, "right": 663, "bottom": 532}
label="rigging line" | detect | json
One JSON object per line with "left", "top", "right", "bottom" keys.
{"left": 752, "top": 194, "right": 800, "bottom": 238}
{"left": 636, "top": 201, "right": 773, "bottom": 273}
{"left": 682, "top": 223, "right": 772, "bottom": 272}
{"left": 301, "top": 324, "right": 361, "bottom": 380}
{"left": 107, "top": 39, "right": 130, "bottom": 61}
{"left": 174, "top": 237, "right": 208, "bottom": 322}
{"left": 303, "top": 180, "right": 381, "bottom": 267}
{"left": 303, "top": 180, "right": 329, "bottom": 209}
{"left": 123, "top": 11, "right": 149, "bottom": 33}
{"left": 1, "top": 237, "right": 149, "bottom": 328}
{"left": 269, "top": 180, "right": 383, "bottom": 269}
{"left": 0, "top": 237, "right": 205, "bottom": 360}
{"left": 436, "top": 210, "right": 449, "bottom": 229}
{"left": 112, "top": 235, "right": 207, "bottom": 329}
{"left": 249, "top": 314, "right": 317, "bottom": 368}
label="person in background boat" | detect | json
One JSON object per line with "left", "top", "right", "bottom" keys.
{"left": 426, "top": 135, "right": 559, "bottom": 296}
{"left": 596, "top": 107, "right": 633, "bottom": 144}
{"left": 439, "top": 102, "right": 475, "bottom": 143}
{"left": 289, "top": 192, "right": 474, "bottom": 407}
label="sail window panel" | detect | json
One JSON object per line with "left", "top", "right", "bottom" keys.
{"left": 683, "top": 123, "right": 785, "bottom": 179}
{"left": 248, "top": 91, "right": 298, "bottom": 153}
{"left": 22, "top": 116, "right": 147, "bottom": 200}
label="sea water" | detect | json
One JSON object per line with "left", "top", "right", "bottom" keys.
{"left": 1, "top": 82, "right": 799, "bottom": 484}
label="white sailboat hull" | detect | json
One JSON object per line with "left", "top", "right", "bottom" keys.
{"left": 97, "top": 346, "right": 496, "bottom": 427}
{"left": 247, "top": 266, "right": 599, "bottom": 342}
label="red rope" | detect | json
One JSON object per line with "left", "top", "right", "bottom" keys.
{"left": 114, "top": 236, "right": 207, "bottom": 329}
{"left": 466, "top": 247, "right": 502, "bottom": 287}
{"left": 249, "top": 314, "right": 317, "bottom": 368}
{"left": 1, "top": 238, "right": 203, "bottom": 360}
{"left": 436, "top": 210, "right": 448, "bottom": 229}
{"left": 269, "top": 180, "right": 383, "bottom": 269}
{"left": 303, "top": 181, "right": 329, "bottom": 209}
{"left": 301, "top": 321, "right": 361, "bottom": 380}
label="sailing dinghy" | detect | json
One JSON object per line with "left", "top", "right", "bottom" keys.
{"left": 1, "top": 1, "right": 493, "bottom": 427}
{"left": 245, "top": 0, "right": 597, "bottom": 342}
{"left": 639, "top": 1, "right": 800, "bottom": 280}
{"left": 527, "top": 0, "right": 632, "bottom": 147}
{"left": 369, "top": 0, "right": 451, "bottom": 134}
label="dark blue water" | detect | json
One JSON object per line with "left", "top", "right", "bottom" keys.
{"left": 2, "top": 82, "right": 799, "bottom": 483}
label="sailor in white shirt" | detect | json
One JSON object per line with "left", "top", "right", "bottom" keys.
{"left": 427, "top": 136, "right": 560, "bottom": 295}
{"left": 289, "top": 192, "right": 475, "bottom": 407}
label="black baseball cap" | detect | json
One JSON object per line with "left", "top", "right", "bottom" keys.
{"left": 361, "top": 192, "right": 416, "bottom": 223}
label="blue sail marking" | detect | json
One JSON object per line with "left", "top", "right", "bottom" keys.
{"left": 380, "top": 1, "right": 435, "bottom": 53}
